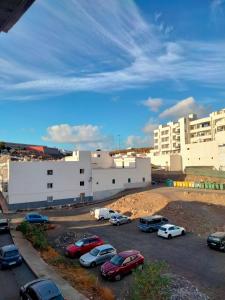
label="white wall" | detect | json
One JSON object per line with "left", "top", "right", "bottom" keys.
{"left": 8, "top": 158, "right": 92, "bottom": 205}
{"left": 92, "top": 157, "right": 151, "bottom": 200}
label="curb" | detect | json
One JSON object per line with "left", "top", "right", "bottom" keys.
{"left": 11, "top": 229, "right": 87, "bottom": 300}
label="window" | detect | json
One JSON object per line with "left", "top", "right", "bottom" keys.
{"left": 142, "top": 177, "right": 145, "bottom": 182}
{"left": 97, "top": 154, "right": 101, "bottom": 158}
{"left": 80, "top": 169, "right": 84, "bottom": 174}
{"left": 80, "top": 181, "right": 85, "bottom": 186}
{"left": 47, "top": 196, "right": 53, "bottom": 202}
{"left": 128, "top": 178, "right": 131, "bottom": 183}
{"left": 47, "top": 183, "right": 53, "bottom": 189}
{"left": 112, "top": 179, "right": 115, "bottom": 184}
{"left": 47, "top": 170, "right": 53, "bottom": 175}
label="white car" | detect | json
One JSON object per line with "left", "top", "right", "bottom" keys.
{"left": 158, "top": 224, "right": 186, "bottom": 239}
{"left": 94, "top": 208, "right": 118, "bottom": 220}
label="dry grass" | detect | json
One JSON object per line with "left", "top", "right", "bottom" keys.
{"left": 41, "top": 247, "right": 115, "bottom": 300}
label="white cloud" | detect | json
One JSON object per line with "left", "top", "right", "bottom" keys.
{"left": 42, "top": 124, "right": 112, "bottom": 149}
{"left": 159, "top": 97, "right": 209, "bottom": 119}
{"left": 126, "top": 135, "right": 150, "bottom": 148}
{"left": 211, "top": 0, "right": 225, "bottom": 11}
{"left": 142, "top": 121, "right": 159, "bottom": 134}
{"left": 142, "top": 97, "right": 163, "bottom": 112}
{"left": 1, "top": 0, "right": 225, "bottom": 100}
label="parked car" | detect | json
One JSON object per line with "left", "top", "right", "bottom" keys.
{"left": 101, "top": 250, "right": 144, "bottom": 281}
{"left": 24, "top": 213, "right": 49, "bottom": 224}
{"left": 207, "top": 232, "right": 225, "bottom": 251}
{"left": 65, "top": 235, "right": 104, "bottom": 258}
{"left": 79, "top": 244, "right": 116, "bottom": 267}
{"left": 0, "top": 218, "right": 9, "bottom": 233}
{"left": 94, "top": 208, "right": 118, "bottom": 220}
{"left": 138, "top": 215, "right": 168, "bottom": 232}
{"left": 0, "top": 244, "right": 22, "bottom": 269}
{"left": 109, "top": 214, "right": 131, "bottom": 226}
{"left": 20, "top": 278, "right": 64, "bottom": 300}
{"left": 158, "top": 224, "right": 186, "bottom": 239}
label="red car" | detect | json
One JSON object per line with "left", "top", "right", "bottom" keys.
{"left": 65, "top": 235, "right": 104, "bottom": 258}
{"left": 101, "top": 250, "right": 144, "bottom": 281}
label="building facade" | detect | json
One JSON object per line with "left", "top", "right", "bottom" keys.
{"left": 0, "top": 150, "right": 151, "bottom": 210}
{"left": 150, "top": 108, "right": 225, "bottom": 171}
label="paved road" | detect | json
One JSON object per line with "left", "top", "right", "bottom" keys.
{"left": 44, "top": 205, "right": 225, "bottom": 300}
{"left": 0, "top": 232, "right": 36, "bottom": 300}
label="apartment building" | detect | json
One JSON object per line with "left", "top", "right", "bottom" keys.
{"left": 150, "top": 108, "right": 225, "bottom": 171}
{"left": 0, "top": 150, "right": 151, "bottom": 210}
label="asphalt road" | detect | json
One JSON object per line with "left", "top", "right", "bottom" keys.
{"left": 0, "top": 232, "right": 36, "bottom": 300}
{"left": 45, "top": 205, "right": 225, "bottom": 300}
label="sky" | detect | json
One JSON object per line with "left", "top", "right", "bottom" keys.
{"left": 0, "top": 0, "right": 225, "bottom": 150}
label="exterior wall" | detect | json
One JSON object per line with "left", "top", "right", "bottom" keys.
{"left": 91, "top": 151, "right": 114, "bottom": 169}
{"left": 7, "top": 155, "right": 92, "bottom": 206}
{"left": 92, "top": 157, "right": 151, "bottom": 200}
{"left": 149, "top": 153, "right": 182, "bottom": 171}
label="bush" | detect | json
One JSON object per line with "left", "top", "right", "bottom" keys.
{"left": 131, "top": 261, "right": 171, "bottom": 300}
{"left": 18, "top": 221, "right": 48, "bottom": 250}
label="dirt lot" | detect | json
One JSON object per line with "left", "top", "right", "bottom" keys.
{"left": 32, "top": 186, "right": 225, "bottom": 300}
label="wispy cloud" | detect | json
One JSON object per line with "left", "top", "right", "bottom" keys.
{"left": 1, "top": 0, "right": 225, "bottom": 100}
{"left": 125, "top": 135, "right": 151, "bottom": 148}
{"left": 142, "top": 97, "right": 163, "bottom": 112}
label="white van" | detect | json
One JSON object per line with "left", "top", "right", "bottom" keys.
{"left": 94, "top": 208, "right": 118, "bottom": 220}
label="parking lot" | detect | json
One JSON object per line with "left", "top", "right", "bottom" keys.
{"left": 44, "top": 203, "right": 225, "bottom": 300}
{"left": 0, "top": 231, "right": 36, "bottom": 300}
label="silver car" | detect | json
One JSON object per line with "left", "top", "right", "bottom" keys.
{"left": 109, "top": 214, "right": 131, "bottom": 226}
{"left": 79, "top": 244, "right": 116, "bottom": 267}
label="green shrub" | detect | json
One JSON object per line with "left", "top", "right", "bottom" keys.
{"left": 131, "top": 261, "right": 171, "bottom": 300}
{"left": 18, "top": 221, "right": 48, "bottom": 250}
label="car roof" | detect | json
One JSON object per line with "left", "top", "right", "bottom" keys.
{"left": 210, "top": 232, "right": 225, "bottom": 238}
{"left": 94, "top": 244, "right": 114, "bottom": 251}
{"left": 26, "top": 212, "right": 41, "bottom": 216}
{"left": 80, "top": 235, "right": 100, "bottom": 241}
{"left": 30, "top": 279, "right": 60, "bottom": 299}
{"left": 140, "top": 215, "right": 164, "bottom": 221}
{"left": 1, "top": 244, "right": 18, "bottom": 252}
{"left": 119, "top": 250, "right": 140, "bottom": 258}
{"left": 160, "top": 224, "right": 176, "bottom": 228}
{"left": 0, "top": 219, "right": 8, "bottom": 223}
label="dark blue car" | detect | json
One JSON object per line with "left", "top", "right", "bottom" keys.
{"left": 138, "top": 215, "right": 168, "bottom": 232}
{"left": 0, "top": 244, "right": 22, "bottom": 269}
{"left": 20, "top": 278, "right": 64, "bottom": 300}
{"left": 24, "top": 213, "right": 49, "bottom": 224}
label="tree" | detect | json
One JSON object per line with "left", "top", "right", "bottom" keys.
{"left": 131, "top": 261, "right": 171, "bottom": 300}
{"left": 0, "top": 141, "right": 5, "bottom": 150}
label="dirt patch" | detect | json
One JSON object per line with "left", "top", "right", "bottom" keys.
{"left": 106, "top": 188, "right": 225, "bottom": 236}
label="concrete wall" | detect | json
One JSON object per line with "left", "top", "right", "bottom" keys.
{"left": 149, "top": 153, "right": 182, "bottom": 171}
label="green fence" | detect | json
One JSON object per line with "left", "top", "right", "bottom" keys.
{"left": 185, "top": 167, "right": 225, "bottom": 179}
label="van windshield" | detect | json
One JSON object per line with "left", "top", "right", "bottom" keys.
{"left": 139, "top": 218, "right": 151, "bottom": 225}
{"left": 4, "top": 250, "right": 19, "bottom": 257}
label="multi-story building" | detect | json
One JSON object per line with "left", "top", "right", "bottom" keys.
{"left": 150, "top": 108, "right": 225, "bottom": 171}
{"left": 0, "top": 150, "right": 151, "bottom": 210}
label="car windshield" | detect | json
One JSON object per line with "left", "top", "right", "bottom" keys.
{"left": 159, "top": 227, "right": 167, "bottom": 231}
{"left": 75, "top": 240, "right": 84, "bottom": 247}
{"left": 110, "top": 255, "right": 124, "bottom": 266}
{"left": 90, "top": 248, "right": 100, "bottom": 256}
{"left": 209, "top": 236, "right": 221, "bottom": 242}
{"left": 4, "top": 250, "right": 19, "bottom": 257}
{"left": 0, "top": 222, "right": 8, "bottom": 226}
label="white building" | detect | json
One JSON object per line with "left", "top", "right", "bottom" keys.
{"left": 150, "top": 108, "right": 225, "bottom": 171}
{"left": 0, "top": 150, "right": 151, "bottom": 210}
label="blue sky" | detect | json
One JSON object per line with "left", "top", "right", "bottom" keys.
{"left": 0, "top": 0, "right": 225, "bottom": 150}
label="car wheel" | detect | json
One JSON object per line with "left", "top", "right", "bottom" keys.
{"left": 99, "top": 217, "right": 104, "bottom": 221}
{"left": 76, "top": 252, "right": 81, "bottom": 257}
{"left": 115, "top": 274, "right": 121, "bottom": 281}
{"left": 116, "top": 222, "right": 120, "bottom": 226}
{"left": 181, "top": 230, "right": 185, "bottom": 236}
{"left": 168, "top": 234, "right": 172, "bottom": 239}
{"left": 90, "top": 262, "right": 96, "bottom": 267}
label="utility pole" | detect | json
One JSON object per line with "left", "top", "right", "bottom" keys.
{"left": 117, "top": 134, "right": 121, "bottom": 150}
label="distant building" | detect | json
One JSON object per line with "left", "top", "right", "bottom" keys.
{"left": 150, "top": 108, "right": 225, "bottom": 171}
{"left": 0, "top": 150, "right": 151, "bottom": 210}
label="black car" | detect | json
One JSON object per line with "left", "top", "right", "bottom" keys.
{"left": 0, "top": 244, "right": 22, "bottom": 269}
{"left": 207, "top": 232, "right": 225, "bottom": 251}
{"left": 20, "top": 278, "right": 64, "bottom": 300}
{"left": 0, "top": 218, "right": 9, "bottom": 233}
